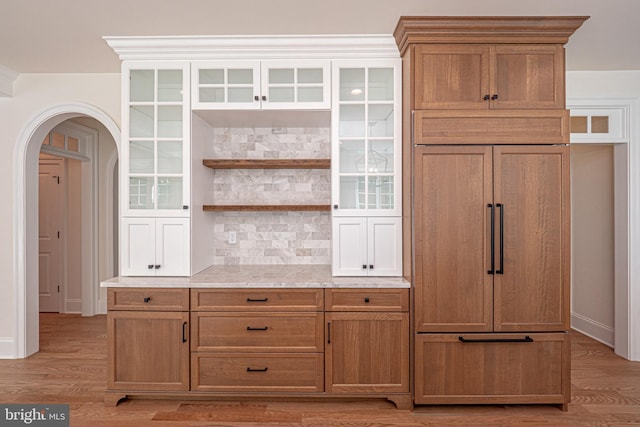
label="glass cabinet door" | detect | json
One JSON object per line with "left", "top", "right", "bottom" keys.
{"left": 192, "top": 61, "right": 260, "bottom": 110}
{"left": 332, "top": 61, "right": 400, "bottom": 216}
{"left": 261, "top": 60, "right": 330, "bottom": 109}
{"left": 125, "top": 63, "right": 190, "bottom": 216}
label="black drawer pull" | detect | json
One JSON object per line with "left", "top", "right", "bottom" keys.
{"left": 364, "top": 297, "right": 370, "bottom": 303}
{"left": 143, "top": 297, "right": 151, "bottom": 303}
{"left": 246, "top": 326, "right": 268, "bottom": 331}
{"left": 246, "top": 367, "right": 268, "bottom": 372}
{"left": 247, "top": 297, "right": 268, "bottom": 302}
{"left": 182, "top": 322, "right": 188, "bottom": 343}
{"left": 458, "top": 336, "right": 533, "bottom": 343}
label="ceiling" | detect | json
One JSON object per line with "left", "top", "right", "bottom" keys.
{"left": 1, "top": 0, "right": 638, "bottom": 73}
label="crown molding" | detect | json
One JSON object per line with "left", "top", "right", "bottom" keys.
{"left": 0, "top": 64, "right": 18, "bottom": 97}
{"left": 394, "top": 16, "right": 589, "bottom": 55}
{"left": 103, "top": 34, "right": 400, "bottom": 62}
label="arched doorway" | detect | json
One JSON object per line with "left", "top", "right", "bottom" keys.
{"left": 14, "top": 103, "right": 120, "bottom": 358}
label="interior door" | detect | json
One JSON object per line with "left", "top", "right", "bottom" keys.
{"left": 414, "top": 145, "right": 494, "bottom": 332}
{"left": 39, "top": 158, "right": 63, "bottom": 312}
{"left": 493, "top": 145, "right": 570, "bottom": 331}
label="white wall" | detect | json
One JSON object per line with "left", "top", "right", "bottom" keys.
{"left": 0, "top": 73, "right": 119, "bottom": 357}
{"left": 567, "top": 70, "right": 640, "bottom": 361}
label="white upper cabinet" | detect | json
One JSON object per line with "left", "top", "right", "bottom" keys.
{"left": 331, "top": 60, "right": 401, "bottom": 216}
{"left": 192, "top": 60, "right": 330, "bottom": 110}
{"left": 122, "top": 62, "right": 191, "bottom": 217}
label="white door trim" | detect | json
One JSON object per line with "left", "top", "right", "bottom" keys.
{"left": 13, "top": 102, "right": 120, "bottom": 358}
{"left": 568, "top": 97, "right": 639, "bottom": 361}
{"left": 48, "top": 121, "right": 99, "bottom": 315}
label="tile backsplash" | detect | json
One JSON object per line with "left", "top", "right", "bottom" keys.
{"left": 208, "top": 126, "right": 331, "bottom": 265}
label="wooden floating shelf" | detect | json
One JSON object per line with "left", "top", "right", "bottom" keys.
{"left": 203, "top": 204, "right": 332, "bottom": 212}
{"left": 203, "top": 159, "right": 331, "bottom": 169}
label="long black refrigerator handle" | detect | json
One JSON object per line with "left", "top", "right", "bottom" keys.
{"left": 487, "top": 204, "right": 494, "bottom": 275}
{"left": 496, "top": 203, "right": 504, "bottom": 275}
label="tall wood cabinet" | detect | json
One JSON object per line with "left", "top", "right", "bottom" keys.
{"left": 394, "top": 16, "right": 587, "bottom": 410}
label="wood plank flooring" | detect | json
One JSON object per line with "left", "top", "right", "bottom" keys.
{"left": 1, "top": 314, "right": 639, "bottom": 426}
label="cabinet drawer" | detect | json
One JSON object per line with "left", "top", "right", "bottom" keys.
{"left": 191, "top": 312, "right": 324, "bottom": 352}
{"left": 107, "top": 288, "right": 190, "bottom": 311}
{"left": 325, "top": 289, "right": 409, "bottom": 312}
{"left": 415, "top": 333, "right": 570, "bottom": 405}
{"left": 191, "top": 289, "right": 323, "bottom": 311}
{"left": 192, "top": 353, "right": 324, "bottom": 392}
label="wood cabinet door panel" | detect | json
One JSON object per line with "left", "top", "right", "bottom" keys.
{"left": 491, "top": 45, "right": 565, "bottom": 109}
{"left": 414, "top": 44, "right": 490, "bottom": 110}
{"left": 107, "top": 311, "right": 190, "bottom": 391}
{"left": 325, "top": 312, "right": 409, "bottom": 393}
{"left": 191, "top": 312, "right": 323, "bottom": 352}
{"left": 493, "top": 146, "right": 570, "bottom": 331}
{"left": 414, "top": 333, "right": 569, "bottom": 405}
{"left": 414, "top": 146, "right": 493, "bottom": 332}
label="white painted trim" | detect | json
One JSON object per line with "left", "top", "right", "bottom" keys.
{"left": 0, "top": 338, "right": 15, "bottom": 358}
{"left": 571, "top": 312, "right": 615, "bottom": 348}
{"left": 628, "top": 97, "right": 640, "bottom": 362}
{"left": 569, "top": 97, "right": 639, "bottom": 361}
{"left": 13, "top": 102, "right": 120, "bottom": 358}
{"left": 0, "top": 64, "right": 18, "bottom": 97}
{"left": 64, "top": 299, "right": 82, "bottom": 314}
{"left": 100, "top": 149, "right": 118, "bottom": 315}
{"left": 50, "top": 121, "right": 100, "bottom": 317}
{"left": 103, "top": 35, "right": 400, "bottom": 61}
{"left": 40, "top": 145, "right": 91, "bottom": 162}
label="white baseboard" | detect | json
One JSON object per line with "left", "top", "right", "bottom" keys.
{"left": 571, "top": 312, "right": 615, "bottom": 348}
{"left": 0, "top": 337, "right": 16, "bottom": 359}
{"left": 64, "top": 299, "right": 82, "bottom": 314}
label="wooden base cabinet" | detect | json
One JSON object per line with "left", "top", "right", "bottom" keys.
{"left": 107, "top": 287, "right": 411, "bottom": 409}
{"left": 325, "top": 289, "right": 409, "bottom": 394}
{"left": 107, "top": 288, "right": 190, "bottom": 392}
{"left": 414, "top": 333, "right": 571, "bottom": 408}
{"left": 190, "top": 289, "right": 325, "bottom": 393}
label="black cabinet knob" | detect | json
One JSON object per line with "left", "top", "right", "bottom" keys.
{"left": 483, "top": 94, "right": 490, "bottom": 101}
{"left": 262, "top": 95, "right": 267, "bottom": 101}
{"left": 147, "top": 264, "right": 154, "bottom": 269}
{"left": 491, "top": 94, "right": 499, "bottom": 100}
{"left": 362, "top": 265, "right": 367, "bottom": 270}
{"left": 369, "top": 264, "right": 374, "bottom": 269}
{"left": 154, "top": 264, "right": 161, "bottom": 269}
{"left": 254, "top": 95, "right": 259, "bottom": 101}
{"left": 364, "top": 297, "right": 370, "bottom": 303}
{"left": 143, "top": 297, "right": 151, "bottom": 303}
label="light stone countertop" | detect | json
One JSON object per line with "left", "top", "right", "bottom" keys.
{"left": 100, "top": 264, "right": 410, "bottom": 288}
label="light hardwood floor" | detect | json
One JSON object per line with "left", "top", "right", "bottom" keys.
{"left": 1, "top": 314, "right": 639, "bottom": 426}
